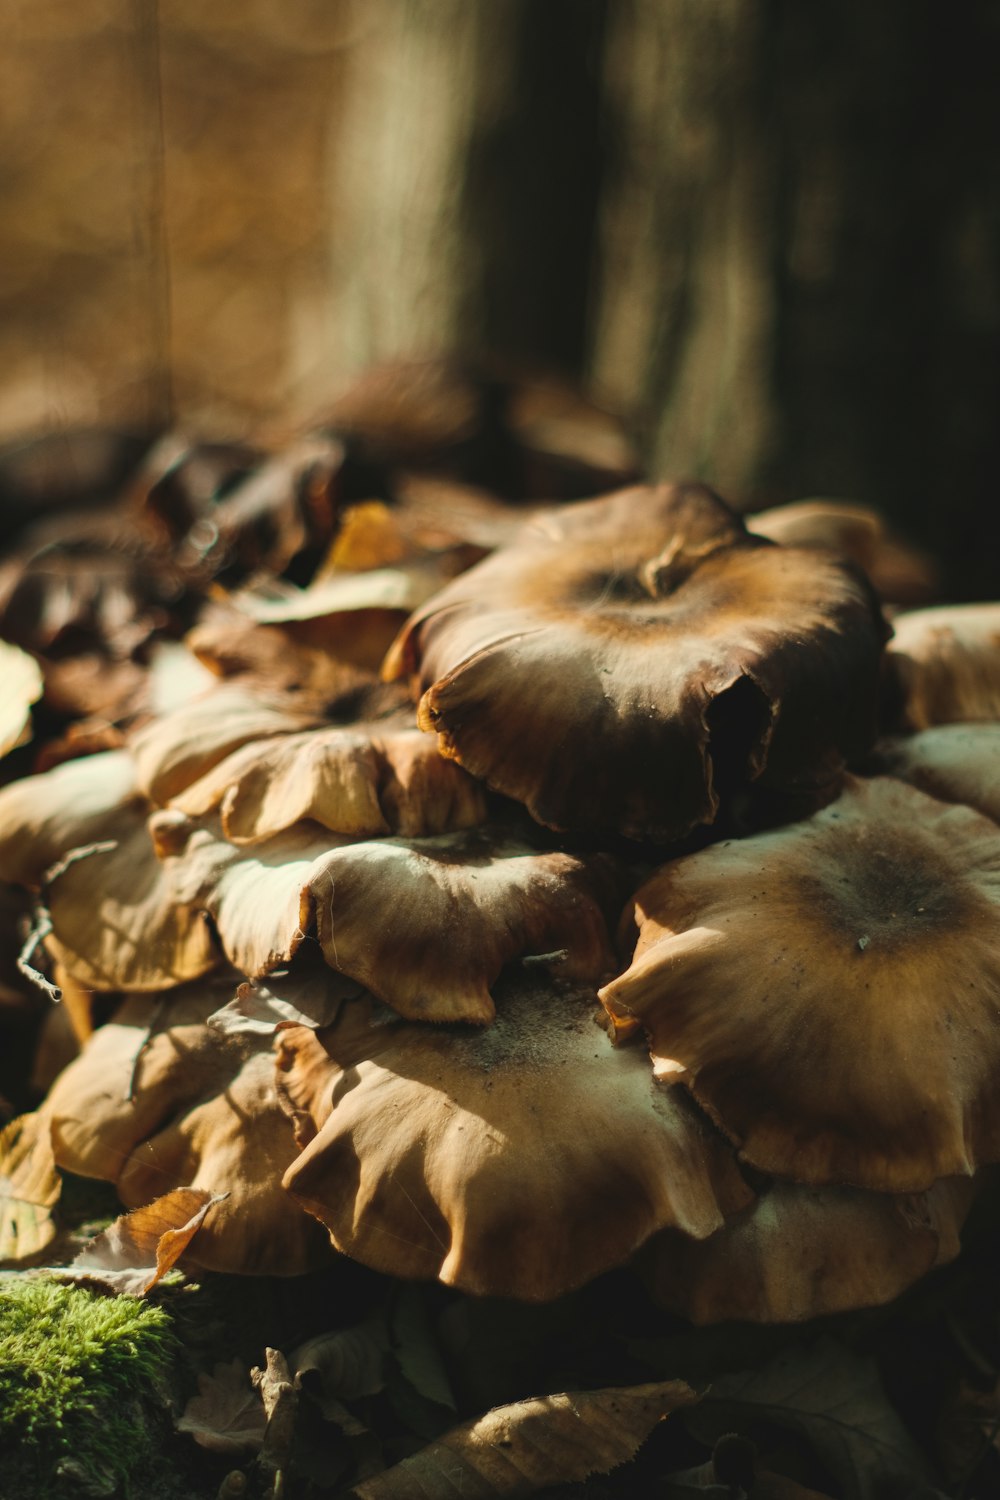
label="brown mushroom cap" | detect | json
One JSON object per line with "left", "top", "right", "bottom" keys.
{"left": 640, "top": 1176, "right": 974, "bottom": 1324}
{"left": 169, "top": 713, "right": 488, "bottom": 843}
{"left": 45, "top": 983, "right": 333, "bottom": 1275}
{"left": 872, "top": 723, "right": 1000, "bottom": 825}
{"left": 746, "top": 499, "right": 938, "bottom": 606}
{"left": 884, "top": 602, "right": 1000, "bottom": 730}
{"left": 386, "top": 482, "right": 887, "bottom": 842}
{"left": 0, "top": 748, "right": 137, "bottom": 888}
{"left": 600, "top": 776, "right": 1000, "bottom": 1193}
{"left": 42, "top": 810, "right": 622, "bottom": 1024}
{"left": 278, "top": 975, "right": 751, "bottom": 1301}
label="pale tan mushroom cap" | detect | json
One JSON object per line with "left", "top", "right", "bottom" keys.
{"left": 42, "top": 810, "right": 620, "bottom": 1024}
{"left": 600, "top": 776, "right": 1000, "bottom": 1192}
{"left": 640, "top": 1177, "right": 974, "bottom": 1324}
{"left": 873, "top": 723, "right": 1000, "bottom": 825}
{"left": 45, "top": 984, "right": 333, "bottom": 1275}
{"left": 169, "top": 715, "right": 487, "bottom": 843}
{"left": 387, "top": 483, "right": 886, "bottom": 842}
{"left": 0, "top": 639, "right": 42, "bottom": 760}
{"left": 0, "top": 748, "right": 137, "bottom": 889}
{"left": 278, "top": 976, "right": 751, "bottom": 1301}
{"left": 885, "top": 602, "right": 1000, "bottom": 729}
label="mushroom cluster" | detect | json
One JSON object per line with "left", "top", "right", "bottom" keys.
{"left": 1, "top": 359, "right": 998, "bottom": 1325}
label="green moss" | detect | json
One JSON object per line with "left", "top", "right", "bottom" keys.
{"left": 0, "top": 1276, "right": 178, "bottom": 1492}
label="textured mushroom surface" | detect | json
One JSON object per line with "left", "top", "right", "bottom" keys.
{"left": 641, "top": 1177, "right": 974, "bottom": 1324}
{"left": 873, "top": 723, "right": 1000, "bottom": 825}
{"left": 277, "top": 977, "right": 751, "bottom": 1300}
{"left": 885, "top": 602, "right": 1000, "bottom": 729}
{"left": 169, "top": 712, "right": 487, "bottom": 842}
{"left": 387, "top": 482, "right": 886, "bottom": 841}
{"left": 46, "top": 984, "right": 333, "bottom": 1276}
{"left": 601, "top": 776, "right": 1000, "bottom": 1192}
{"left": 0, "top": 748, "right": 137, "bottom": 888}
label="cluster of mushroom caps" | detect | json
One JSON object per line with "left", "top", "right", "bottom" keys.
{"left": 3, "top": 415, "right": 1000, "bottom": 1325}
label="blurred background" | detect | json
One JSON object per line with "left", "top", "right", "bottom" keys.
{"left": 3, "top": 0, "right": 999, "bottom": 593}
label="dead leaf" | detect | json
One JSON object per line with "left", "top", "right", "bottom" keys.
{"left": 176, "top": 1357, "right": 267, "bottom": 1454}
{"left": 0, "top": 1110, "right": 61, "bottom": 1263}
{"left": 252, "top": 1346, "right": 298, "bottom": 1489}
{"left": 0, "top": 638, "right": 42, "bottom": 759}
{"left": 350, "top": 1379, "right": 699, "bottom": 1498}
{"left": 292, "top": 1318, "right": 390, "bottom": 1404}
{"left": 686, "top": 1340, "right": 932, "bottom": 1500}
{"left": 59, "top": 1186, "right": 226, "bottom": 1294}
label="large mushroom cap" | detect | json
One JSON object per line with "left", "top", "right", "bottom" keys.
{"left": 746, "top": 499, "right": 938, "bottom": 606}
{"left": 278, "top": 975, "right": 751, "bottom": 1301}
{"left": 387, "top": 482, "right": 887, "bottom": 842}
{"left": 600, "top": 776, "right": 1000, "bottom": 1193}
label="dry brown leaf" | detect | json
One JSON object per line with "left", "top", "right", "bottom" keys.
{"left": 291, "top": 1320, "right": 389, "bottom": 1403}
{"left": 60, "top": 1186, "right": 226, "bottom": 1294}
{"left": 0, "top": 1110, "right": 61, "bottom": 1263}
{"left": 176, "top": 1357, "right": 267, "bottom": 1455}
{"left": 351, "top": 1380, "right": 699, "bottom": 1499}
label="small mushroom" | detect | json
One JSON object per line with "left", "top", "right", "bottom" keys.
{"left": 277, "top": 974, "right": 751, "bottom": 1300}
{"left": 600, "top": 776, "right": 1000, "bottom": 1192}
{"left": 884, "top": 602, "right": 1000, "bottom": 729}
{"left": 387, "top": 482, "right": 887, "bottom": 841}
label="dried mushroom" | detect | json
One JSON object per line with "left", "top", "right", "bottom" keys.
{"left": 387, "top": 482, "right": 887, "bottom": 841}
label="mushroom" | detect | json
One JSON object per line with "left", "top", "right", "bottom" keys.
{"left": 871, "top": 722, "right": 1000, "bottom": 825}
{"left": 277, "top": 973, "right": 751, "bottom": 1301}
{"left": 386, "top": 482, "right": 887, "bottom": 842}
{"left": 639, "top": 1176, "right": 976, "bottom": 1324}
{"left": 44, "top": 979, "right": 333, "bottom": 1275}
{"left": 884, "top": 602, "right": 1000, "bottom": 729}
{"left": 746, "top": 498, "right": 938, "bottom": 606}
{"left": 600, "top": 775, "right": 1000, "bottom": 1192}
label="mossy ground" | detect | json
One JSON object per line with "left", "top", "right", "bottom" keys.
{"left": 0, "top": 1277, "right": 178, "bottom": 1495}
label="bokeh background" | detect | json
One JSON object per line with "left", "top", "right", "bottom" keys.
{"left": 3, "top": 0, "right": 999, "bottom": 593}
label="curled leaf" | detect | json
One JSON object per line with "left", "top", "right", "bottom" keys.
{"left": 177, "top": 1357, "right": 267, "bottom": 1455}
{"left": 60, "top": 1186, "right": 226, "bottom": 1295}
{"left": 350, "top": 1380, "right": 698, "bottom": 1499}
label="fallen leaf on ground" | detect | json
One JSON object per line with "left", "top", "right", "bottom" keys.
{"left": 350, "top": 1379, "right": 698, "bottom": 1498}
{"left": 59, "top": 1186, "right": 226, "bottom": 1294}
{"left": 292, "top": 1317, "right": 390, "bottom": 1403}
{"left": 686, "top": 1339, "right": 931, "bottom": 1500}
{"left": 176, "top": 1357, "right": 267, "bottom": 1454}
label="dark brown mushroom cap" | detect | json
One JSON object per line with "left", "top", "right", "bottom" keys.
{"left": 640, "top": 1177, "right": 974, "bottom": 1324}
{"left": 278, "top": 975, "right": 751, "bottom": 1301}
{"left": 386, "top": 483, "right": 887, "bottom": 842}
{"left": 884, "top": 603, "right": 1000, "bottom": 730}
{"left": 600, "top": 776, "right": 1000, "bottom": 1193}
{"left": 872, "top": 724, "right": 1000, "bottom": 825}
{"left": 45, "top": 984, "right": 333, "bottom": 1276}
